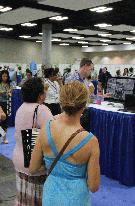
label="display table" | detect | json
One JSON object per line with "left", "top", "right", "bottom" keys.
{"left": 8, "top": 88, "right": 23, "bottom": 127}
{"left": 88, "top": 102, "right": 135, "bottom": 186}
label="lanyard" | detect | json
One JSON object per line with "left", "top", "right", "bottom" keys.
{"left": 46, "top": 79, "right": 58, "bottom": 93}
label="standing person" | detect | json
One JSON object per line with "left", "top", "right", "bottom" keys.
{"left": 30, "top": 81, "right": 100, "bottom": 206}
{"left": 65, "top": 58, "right": 93, "bottom": 89}
{"left": 44, "top": 68, "right": 61, "bottom": 115}
{"left": 123, "top": 68, "right": 129, "bottom": 77}
{"left": 98, "top": 67, "right": 112, "bottom": 94}
{"left": 12, "top": 77, "right": 53, "bottom": 206}
{"left": 129, "top": 67, "right": 134, "bottom": 77}
{"left": 0, "top": 70, "right": 12, "bottom": 143}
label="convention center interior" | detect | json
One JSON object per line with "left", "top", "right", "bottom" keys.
{"left": 0, "top": 0, "right": 135, "bottom": 205}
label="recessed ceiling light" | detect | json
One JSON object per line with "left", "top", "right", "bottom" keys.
{"left": 78, "top": 41, "right": 88, "bottom": 44}
{"left": 96, "top": 8, "right": 113, "bottom": 13}
{"left": 63, "top": 28, "right": 78, "bottom": 32}
{"left": 126, "top": 37, "right": 135, "bottom": 40}
{"left": 21, "top": 22, "right": 37, "bottom": 27}
{"left": 100, "top": 39, "right": 111, "bottom": 42}
{"left": 19, "top": 35, "right": 31, "bottom": 39}
{"left": 39, "top": 33, "right": 43, "bottom": 35}
{"left": 90, "top": 6, "right": 113, "bottom": 13}
{"left": 49, "top": 16, "right": 68, "bottom": 21}
{"left": 82, "top": 46, "right": 88, "bottom": 48}
{"left": 98, "top": 33, "right": 112, "bottom": 37}
{"left": 36, "top": 40, "right": 42, "bottom": 43}
{"left": 59, "top": 43, "right": 69, "bottom": 46}
{"left": 123, "top": 42, "right": 132, "bottom": 45}
{"left": 90, "top": 6, "right": 106, "bottom": 12}
{"left": 51, "top": 38, "right": 61, "bottom": 42}
{"left": 0, "top": 7, "right": 12, "bottom": 12}
{"left": 0, "top": 27, "right": 13, "bottom": 31}
{"left": 72, "top": 36, "right": 84, "bottom": 39}
{"left": 102, "top": 43, "right": 108, "bottom": 46}
{"left": 94, "top": 23, "right": 112, "bottom": 28}
{"left": 130, "top": 30, "right": 135, "bottom": 33}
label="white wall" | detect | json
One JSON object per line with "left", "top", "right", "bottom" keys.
{"left": 0, "top": 38, "right": 88, "bottom": 65}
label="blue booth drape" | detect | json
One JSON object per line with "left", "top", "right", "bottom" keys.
{"left": 88, "top": 107, "right": 135, "bottom": 186}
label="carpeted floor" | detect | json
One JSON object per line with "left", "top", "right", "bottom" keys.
{"left": 0, "top": 127, "right": 135, "bottom": 206}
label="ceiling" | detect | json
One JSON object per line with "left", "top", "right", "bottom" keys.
{"left": 0, "top": 0, "right": 135, "bottom": 47}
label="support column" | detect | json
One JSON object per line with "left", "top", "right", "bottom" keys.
{"left": 42, "top": 24, "right": 52, "bottom": 67}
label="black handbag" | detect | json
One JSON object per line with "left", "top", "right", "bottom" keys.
{"left": 21, "top": 105, "right": 40, "bottom": 168}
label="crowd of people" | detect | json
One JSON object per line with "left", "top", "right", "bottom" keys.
{"left": 0, "top": 58, "right": 134, "bottom": 205}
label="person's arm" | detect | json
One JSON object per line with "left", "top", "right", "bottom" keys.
{"left": 87, "top": 137, "right": 100, "bottom": 193}
{"left": 0, "top": 106, "right": 6, "bottom": 121}
{"left": 29, "top": 134, "right": 43, "bottom": 174}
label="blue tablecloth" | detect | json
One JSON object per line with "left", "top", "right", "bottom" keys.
{"left": 8, "top": 89, "right": 23, "bottom": 127}
{"left": 88, "top": 107, "right": 135, "bottom": 186}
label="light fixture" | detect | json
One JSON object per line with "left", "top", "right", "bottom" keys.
{"left": 90, "top": 6, "right": 106, "bottom": 11}
{"left": 59, "top": 43, "right": 69, "bottom": 46}
{"left": 0, "top": 27, "right": 13, "bottom": 31}
{"left": 130, "top": 30, "right": 135, "bottom": 33}
{"left": 72, "top": 36, "right": 84, "bottom": 39}
{"left": 123, "top": 42, "right": 131, "bottom": 45}
{"left": 0, "top": 7, "right": 12, "bottom": 12}
{"left": 98, "top": 33, "right": 112, "bottom": 37}
{"left": 100, "top": 39, "right": 111, "bottom": 42}
{"left": 0, "top": 6, "right": 4, "bottom": 10}
{"left": 49, "top": 16, "right": 68, "bottom": 21}
{"left": 21, "top": 22, "right": 37, "bottom": 27}
{"left": 94, "top": 23, "right": 112, "bottom": 28}
{"left": 63, "top": 28, "right": 78, "bottom": 32}
{"left": 82, "top": 46, "right": 88, "bottom": 48}
{"left": 36, "top": 40, "right": 42, "bottom": 43}
{"left": 78, "top": 41, "right": 88, "bottom": 44}
{"left": 126, "top": 37, "right": 135, "bottom": 40}
{"left": 102, "top": 43, "right": 108, "bottom": 46}
{"left": 19, "top": 35, "right": 31, "bottom": 39}
{"left": 90, "top": 6, "right": 113, "bottom": 13}
{"left": 39, "top": 33, "right": 43, "bottom": 35}
{"left": 51, "top": 38, "right": 61, "bottom": 42}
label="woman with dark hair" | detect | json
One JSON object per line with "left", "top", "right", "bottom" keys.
{"left": 123, "top": 68, "right": 129, "bottom": 76}
{"left": 0, "top": 70, "right": 12, "bottom": 143}
{"left": 44, "top": 68, "right": 61, "bottom": 115}
{"left": 30, "top": 81, "right": 100, "bottom": 206}
{"left": 12, "top": 77, "right": 53, "bottom": 206}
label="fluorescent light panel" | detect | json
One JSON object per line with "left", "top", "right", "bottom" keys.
{"left": 0, "top": 27, "right": 13, "bottom": 31}
{"left": 72, "top": 36, "right": 84, "bottom": 39}
{"left": 130, "top": 30, "right": 135, "bottom": 33}
{"left": 51, "top": 38, "right": 61, "bottom": 42}
{"left": 59, "top": 43, "right": 69, "bottom": 46}
{"left": 63, "top": 28, "right": 78, "bottom": 32}
{"left": 78, "top": 41, "right": 88, "bottom": 44}
{"left": 126, "top": 37, "right": 135, "bottom": 40}
{"left": 0, "top": 6, "right": 12, "bottom": 12}
{"left": 123, "top": 42, "right": 131, "bottom": 45}
{"left": 19, "top": 35, "right": 31, "bottom": 38}
{"left": 98, "top": 33, "right": 112, "bottom": 37}
{"left": 49, "top": 15, "right": 68, "bottom": 21}
{"left": 94, "top": 23, "right": 112, "bottom": 28}
{"left": 90, "top": 6, "right": 113, "bottom": 13}
{"left": 21, "top": 22, "right": 37, "bottom": 27}
{"left": 36, "top": 40, "right": 42, "bottom": 42}
{"left": 82, "top": 46, "right": 88, "bottom": 48}
{"left": 100, "top": 39, "right": 111, "bottom": 42}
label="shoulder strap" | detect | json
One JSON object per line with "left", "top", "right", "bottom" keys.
{"left": 32, "top": 105, "right": 39, "bottom": 128}
{"left": 61, "top": 132, "right": 93, "bottom": 160}
{"left": 46, "top": 120, "right": 58, "bottom": 156}
{"left": 47, "top": 128, "right": 84, "bottom": 176}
